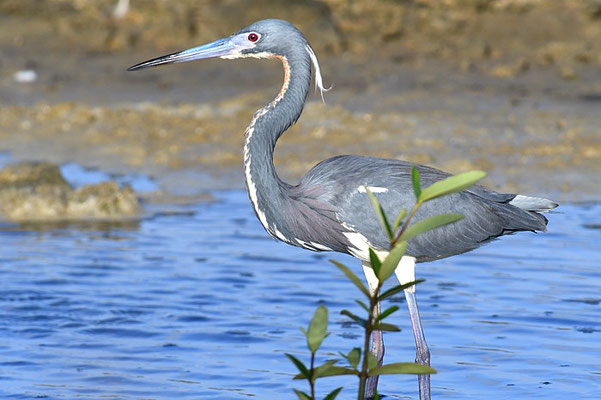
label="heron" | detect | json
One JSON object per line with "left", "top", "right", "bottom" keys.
{"left": 128, "top": 19, "right": 557, "bottom": 400}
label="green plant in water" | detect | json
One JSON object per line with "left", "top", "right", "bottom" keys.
{"left": 287, "top": 167, "right": 486, "bottom": 399}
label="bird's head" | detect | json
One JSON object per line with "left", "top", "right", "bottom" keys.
{"left": 128, "top": 19, "right": 330, "bottom": 99}
{"left": 129, "top": 19, "right": 308, "bottom": 69}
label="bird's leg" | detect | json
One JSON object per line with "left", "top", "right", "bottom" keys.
{"left": 395, "top": 256, "right": 431, "bottom": 400}
{"left": 404, "top": 288, "right": 430, "bottom": 399}
{"left": 362, "top": 262, "right": 385, "bottom": 399}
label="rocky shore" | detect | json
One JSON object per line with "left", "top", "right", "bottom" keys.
{"left": 0, "top": 0, "right": 599, "bottom": 207}
{"left": 0, "top": 162, "right": 140, "bottom": 221}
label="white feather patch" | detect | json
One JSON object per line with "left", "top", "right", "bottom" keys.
{"left": 273, "top": 226, "right": 290, "bottom": 243}
{"left": 362, "top": 261, "right": 379, "bottom": 294}
{"left": 342, "top": 230, "right": 373, "bottom": 261}
{"left": 394, "top": 256, "right": 417, "bottom": 293}
{"left": 363, "top": 252, "right": 417, "bottom": 293}
{"left": 509, "top": 194, "right": 557, "bottom": 212}
{"left": 305, "top": 44, "right": 331, "bottom": 102}
{"left": 358, "top": 186, "right": 388, "bottom": 194}
{"left": 244, "top": 112, "right": 271, "bottom": 237}
{"left": 221, "top": 51, "right": 275, "bottom": 60}
{"left": 309, "top": 242, "right": 332, "bottom": 251}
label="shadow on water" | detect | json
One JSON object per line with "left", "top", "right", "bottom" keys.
{"left": 583, "top": 223, "right": 601, "bottom": 231}
{"left": 0, "top": 191, "right": 600, "bottom": 399}
{"left": 579, "top": 93, "right": 601, "bottom": 103}
{"left": 0, "top": 219, "right": 141, "bottom": 233}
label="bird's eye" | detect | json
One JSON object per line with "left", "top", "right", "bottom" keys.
{"left": 247, "top": 33, "right": 259, "bottom": 42}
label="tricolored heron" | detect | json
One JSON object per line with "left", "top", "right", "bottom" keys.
{"left": 129, "top": 19, "right": 557, "bottom": 400}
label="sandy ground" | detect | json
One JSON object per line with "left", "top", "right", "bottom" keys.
{"left": 1, "top": 0, "right": 600, "bottom": 202}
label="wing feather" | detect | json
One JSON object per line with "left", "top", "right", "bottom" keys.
{"left": 295, "top": 155, "right": 554, "bottom": 262}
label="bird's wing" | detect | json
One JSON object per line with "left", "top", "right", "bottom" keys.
{"left": 298, "top": 155, "right": 549, "bottom": 262}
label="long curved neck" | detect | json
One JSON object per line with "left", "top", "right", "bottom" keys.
{"left": 244, "top": 52, "right": 311, "bottom": 235}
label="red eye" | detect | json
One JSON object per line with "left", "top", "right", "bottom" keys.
{"left": 248, "top": 33, "right": 259, "bottom": 42}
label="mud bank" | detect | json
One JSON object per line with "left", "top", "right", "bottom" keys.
{"left": 1, "top": 0, "right": 600, "bottom": 202}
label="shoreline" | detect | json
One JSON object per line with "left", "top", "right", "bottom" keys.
{"left": 1, "top": 1, "right": 599, "bottom": 203}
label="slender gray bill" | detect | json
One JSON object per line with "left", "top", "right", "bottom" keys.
{"left": 128, "top": 37, "right": 235, "bottom": 71}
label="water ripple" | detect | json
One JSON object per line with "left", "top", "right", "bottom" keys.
{"left": 0, "top": 193, "right": 599, "bottom": 399}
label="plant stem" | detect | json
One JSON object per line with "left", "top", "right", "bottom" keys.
{"left": 310, "top": 351, "right": 316, "bottom": 400}
{"left": 358, "top": 282, "right": 382, "bottom": 400}
{"left": 357, "top": 308, "right": 371, "bottom": 400}
{"left": 393, "top": 203, "right": 420, "bottom": 246}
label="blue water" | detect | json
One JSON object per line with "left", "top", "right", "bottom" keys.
{"left": 0, "top": 191, "right": 600, "bottom": 399}
{"left": 60, "top": 163, "right": 159, "bottom": 192}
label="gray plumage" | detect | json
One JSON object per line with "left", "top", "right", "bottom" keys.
{"left": 292, "top": 156, "right": 554, "bottom": 262}
{"left": 225, "top": 20, "right": 557, "bottom": 263}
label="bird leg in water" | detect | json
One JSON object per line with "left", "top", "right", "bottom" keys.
{"left": 396, "top": 257, "right": 431, "bottom": 400}
{"left": 367, "top": 325, "right": 384, "bottom": 397}
{"left": 404, "top": 289, "right": 430, "bottom": 400}
{"left": 362, "top": 262, "right": 385, "bottom": 399}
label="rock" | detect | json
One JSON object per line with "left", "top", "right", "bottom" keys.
{"left": 13, "top": 69, "right": 37, "bottom": 83}
{"left": 68, "top": 181, "right": 139, "bottom": 218}
{"left": 559, "top": 66, "right": 578, "bottom": 80}
{"left": 489, "top": 58, "right": 530, "bottom": 78}
{"left": 0, "top": 162, "right": 70, "bottom": 188}
{"left": 0, "top": 162, "right": 140, "bottom": 221}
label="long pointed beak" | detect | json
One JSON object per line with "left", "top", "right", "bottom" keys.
{"left": 128, "top": 37, "right": 237, "bottom": 71}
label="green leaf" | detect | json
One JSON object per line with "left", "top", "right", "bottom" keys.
{"left": 365, "top": 186, "right": 394, "bottom": 240}
{"left": 355, "top": 300, "right": 369, "bottom": 313}
{"left": 286, "top": 353, "right": 310, "bottom": 380}
{"left": 339, "top": 348, "right": 361, "bottom": 369}
{"left": 345, "top": 347, "right": 361, "bottom": 369}
{"left": 316, "top": 366, "right": 359, "bottom": 378}
{"left": 373, "top": 389, "right": 380, "bottom": 400}
{"left": 378, "top": 241, "right": 408, "bottom": 282}
{"left": 379, "top": 279, "right": 425, "bottom": 300}
{"left": 330, "top": 260, "right": 370, "bottom": 298}
{"left": 341, "top": 309, "right": 367, "bottom": 327}
{"left": 411, "top": 166, "right": 421, "bottom": 200}
{"left": 313, "top": 360, "right": 337, "bottom": 379}
{"left": 368, "top": 362, "right": 437, "bottom": 376}
{"left": 293, "top": 366, "right": 358, "bottom": 380}
{"left": 372, "top": 322, "right": 401, "bottom": 332}
{"left": 306, "top": 305, "right": 328, "bottom": 352}
{"left": 323, "top": 387, "right": 343, "bottom": 400}
{"left": 368, "top": 248, "right": 382, "bottom": 278}
{"left": 366, "top": 352, "right": 379, "bottom": 370}
{"left": 392, "top": 208, "right": 407, "bottom": 232}
{"left": 419, "top": 170, "right": 486, "bottom": 203}
{"left": 400, "top": 213, "right": 464, "bottom": 242}
{"left": 375, "top": 305, "right": 399, "bottom": 322}
{"left": 293, "top": 389, "right": 311, "bottom": 400}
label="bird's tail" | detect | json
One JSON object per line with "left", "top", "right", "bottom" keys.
{"left": 509, "top": 195, "right": 558, "bottom": 213}
{"left": 498, "top": 194, "right": 558, "bottom": 233}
